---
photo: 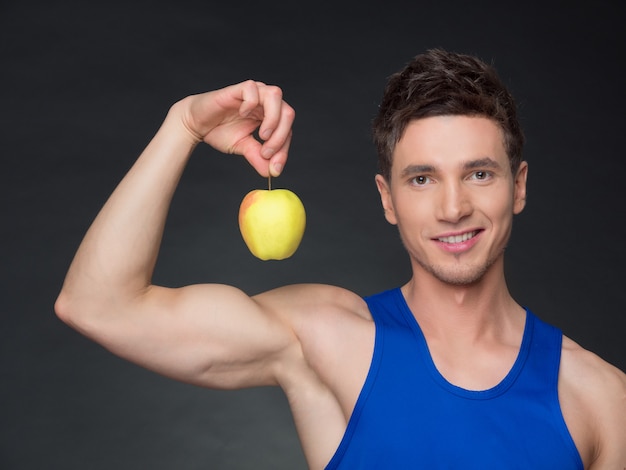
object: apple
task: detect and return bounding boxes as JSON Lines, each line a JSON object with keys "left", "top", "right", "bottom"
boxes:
{"left": 238, "top": 187, "right": 306, "bottom": 260}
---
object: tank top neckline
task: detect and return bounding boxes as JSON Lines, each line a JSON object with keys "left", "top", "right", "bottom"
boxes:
{"left": 391, "top": 287, "right": 533, "bottom": 400}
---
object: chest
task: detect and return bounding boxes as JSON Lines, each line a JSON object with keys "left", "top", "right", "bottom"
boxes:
{"left": 325, "top": 313, "right": 583, "bottom": 469}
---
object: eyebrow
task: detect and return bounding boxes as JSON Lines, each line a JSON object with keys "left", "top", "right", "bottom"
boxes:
{"left": 399, "top": 158, "right": 502, "bottom": 178}
{"left": 399, "top": 164, "right": 436, "bottom": 178}
{"left": 462, "top": 157, "right": 502, "bottom": 170}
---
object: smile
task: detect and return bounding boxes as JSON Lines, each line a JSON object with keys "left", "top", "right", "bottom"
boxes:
{"left": 437, "top": 230, "right": 479, "bottom": 244}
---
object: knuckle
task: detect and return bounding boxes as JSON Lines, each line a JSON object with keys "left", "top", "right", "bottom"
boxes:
{"left": 283, "top": 105, "right": 296, "bottom": 120}
{"left": 265, "top": 85, "right": 283, "bottom": 99}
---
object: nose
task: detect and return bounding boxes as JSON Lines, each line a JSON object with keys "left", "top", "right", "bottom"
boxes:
{"left": 435, "top": 181, "right": 473, "bottom": 223}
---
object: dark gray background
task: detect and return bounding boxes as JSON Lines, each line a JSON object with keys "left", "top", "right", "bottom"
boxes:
{"left": 2, "top": 1, "right": 624, "bottom": 468}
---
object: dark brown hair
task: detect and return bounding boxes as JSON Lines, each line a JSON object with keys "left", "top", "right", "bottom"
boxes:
{"left": 373, "top": 49, "right": 524, "bottom": 180}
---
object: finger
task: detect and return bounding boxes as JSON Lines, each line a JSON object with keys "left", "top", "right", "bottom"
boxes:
{"left": 259, "top": 99, "right": 295, "bottom": 163}
{"left": 268, "top": 130, "right": 292, "bottom": 177}
{"left": 257, "top": 84, "right": 286, "bottom": 140}
{"left": 238, "top": 80, "right": 262, "bottom": 118}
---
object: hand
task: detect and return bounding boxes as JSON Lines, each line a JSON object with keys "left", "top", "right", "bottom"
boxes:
{"left": 178, "top": 80, "right": 295, "bottom": 177}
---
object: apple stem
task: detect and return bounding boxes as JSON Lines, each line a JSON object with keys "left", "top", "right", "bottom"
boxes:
{"left": 268, "top": 175, "right": 272, "bottom": 191}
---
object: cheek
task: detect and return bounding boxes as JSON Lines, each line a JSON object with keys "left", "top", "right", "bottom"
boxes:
{"left": 391, "top": 196, "right": 432, "bottom": 236}
{"left": 480, "top": 181, "right": 517, "bottom": 215}
{"left": 487, "top": 197, "right": 516, "bottom": 239}
{"left": 489, "top": 195, "right": 514, "bottom": 215}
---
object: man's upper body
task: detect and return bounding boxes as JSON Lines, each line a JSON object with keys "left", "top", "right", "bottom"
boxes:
{"left": 55, "top": 50, "right": 626, "bottom": 469}
{"left": 324, "top": 287, "right": 585, "bottom": 469}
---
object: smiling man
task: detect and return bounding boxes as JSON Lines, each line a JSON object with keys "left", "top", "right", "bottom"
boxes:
{"left": 55, "top": 49, "right": 626, "bottom": 469}
{"left": 376, "top": 116, "right": 526, "bottom": 287}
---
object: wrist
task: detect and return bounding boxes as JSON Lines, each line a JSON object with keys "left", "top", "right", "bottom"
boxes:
{"left": 165, "top": 97, "right": 204, "bottom": 147}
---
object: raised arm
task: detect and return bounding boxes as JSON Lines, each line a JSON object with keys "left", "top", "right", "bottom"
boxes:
{"left": 55, "top": 81, "right": 298, "bottom": 389}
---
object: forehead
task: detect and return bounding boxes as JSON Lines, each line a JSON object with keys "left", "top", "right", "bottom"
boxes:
{"left": 392, "top": 115, "right": 508, "bottom": 172}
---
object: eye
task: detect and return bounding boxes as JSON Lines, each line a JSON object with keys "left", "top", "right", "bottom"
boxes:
{"left": 470, "top": 170, "right": 492, "bottom": 181}
{"left": 410, "top": 175, "right": 431, "bottom": 186}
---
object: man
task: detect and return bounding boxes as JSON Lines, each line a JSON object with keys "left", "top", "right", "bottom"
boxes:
{"left": 55, "top": 49, "right": 625, "bottom": 468}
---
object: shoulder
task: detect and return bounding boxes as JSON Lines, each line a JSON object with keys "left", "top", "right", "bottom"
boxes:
{"left": 253, "top": 283, "right": 372, "bottom": 324}
{"left": 560, "top": 335, "right": 626, "bottom": 402}
{"left": 254, "top": 283, "right": 376, "bottom": 391}
{"left": 253, "top": 283, "right": 373, "bottom": 352}
{"left": 254, "top": 284, "right": 374, "bottom": 357}
{"left": 559, "top": 336, "right": 626, "bottom": 468}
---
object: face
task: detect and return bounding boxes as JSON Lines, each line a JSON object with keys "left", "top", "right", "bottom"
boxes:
{"left": 376, "top": 115, "right": 528, "bottom": 286}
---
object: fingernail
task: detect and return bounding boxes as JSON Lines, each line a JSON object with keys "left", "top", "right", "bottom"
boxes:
{"left": 261, "top": 128, "right": 273, "bottom": 140}
{"left": 272, "top": 162, "right": 283, "bottom": 176}
{"left": 261, "top": 147, "right": 275, "bottom": 159}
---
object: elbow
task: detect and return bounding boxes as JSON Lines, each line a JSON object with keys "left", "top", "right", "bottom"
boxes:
{"left": 54, "top": 288, "right": 101, "bottom": 338}
{"left": 54, "top": 284, "right": 127, "bottom": 337}
{"left": 54, "top": 289, "right": 74, "bottom": 325}
{"left": 54, "top": 287, "right": 91, "bottom": 329}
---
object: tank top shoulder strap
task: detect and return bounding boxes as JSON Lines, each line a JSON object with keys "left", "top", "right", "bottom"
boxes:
{"left": 363, "top": 287, "right": 409, "bottom": 328}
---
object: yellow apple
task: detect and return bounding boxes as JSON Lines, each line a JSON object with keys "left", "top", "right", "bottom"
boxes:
{"left": 238, "top": 188, "right": 306, "bottom": 260}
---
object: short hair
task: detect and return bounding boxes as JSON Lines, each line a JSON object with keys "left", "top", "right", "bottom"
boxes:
{"left": 372, "top": 48, "right": 524, "bottom": 180}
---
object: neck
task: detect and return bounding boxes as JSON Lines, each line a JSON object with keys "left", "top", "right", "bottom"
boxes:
{"left": 402, "top": 259, "right": 523, "bottom": 344}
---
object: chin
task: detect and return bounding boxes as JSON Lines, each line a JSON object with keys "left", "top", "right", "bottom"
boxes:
{"left": 420, "top": 260, "right": 496, "bottom": 286}
{"left": 433, "top": 270, "right": 485, "bottom": 286}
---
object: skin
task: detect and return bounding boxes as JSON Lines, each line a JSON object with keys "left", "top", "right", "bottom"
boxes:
{"left": 55, "top": 81, "right": 626, "bottom": 469}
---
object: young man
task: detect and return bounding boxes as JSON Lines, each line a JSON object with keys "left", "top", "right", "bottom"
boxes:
{"left": 55, "top": 49, "right": 626, "bottom": 469}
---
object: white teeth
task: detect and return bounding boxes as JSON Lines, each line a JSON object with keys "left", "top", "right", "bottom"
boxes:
{"left": 438, "top": 231, "right": 477, "bottom": 244}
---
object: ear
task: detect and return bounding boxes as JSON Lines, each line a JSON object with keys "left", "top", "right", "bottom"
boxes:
{"left": 513, "top": 161, "right": 528, "bottom": 215}
{"left": 375, "top": 174, "right": 398, "bottom": 225}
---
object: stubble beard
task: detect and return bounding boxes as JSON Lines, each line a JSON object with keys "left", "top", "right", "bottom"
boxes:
{"left": 419, "top": 257, "right": 495, "bottom": 286}
{"left": 410, "top": 245, "right": 506, "bottom": 287}
{"left": 399, "top": 222, "right": 513, "bottom": 287}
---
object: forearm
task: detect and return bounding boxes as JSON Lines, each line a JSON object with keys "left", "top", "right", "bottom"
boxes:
{"left": 56, "top": 80, "right": 294, "bottom": 337}
{"left": 56, "top": 102, "right": 198, "bottom": 318}
{"left": 54, "top": 82, "right": 302, "bottom": 392}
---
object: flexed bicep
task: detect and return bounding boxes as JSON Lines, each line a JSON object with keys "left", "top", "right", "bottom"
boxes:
{"left": 55, "top": 80, "right": 298, "bottom": 391}
{"left": 85, "top": 283, "right": 297, "bottom": 389}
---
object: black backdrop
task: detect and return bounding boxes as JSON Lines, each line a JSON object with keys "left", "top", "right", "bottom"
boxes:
{"left": 2, "top": 1, "right": 625, "bottom": 468}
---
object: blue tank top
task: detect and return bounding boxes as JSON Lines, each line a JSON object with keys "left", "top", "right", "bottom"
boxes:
{"left": 325, "top": 288, "right": 583, "bottom": 469}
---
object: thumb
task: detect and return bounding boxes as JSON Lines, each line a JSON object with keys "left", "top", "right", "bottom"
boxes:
{"left": 236, "top": 135, "right": 272, "bottom": 177}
